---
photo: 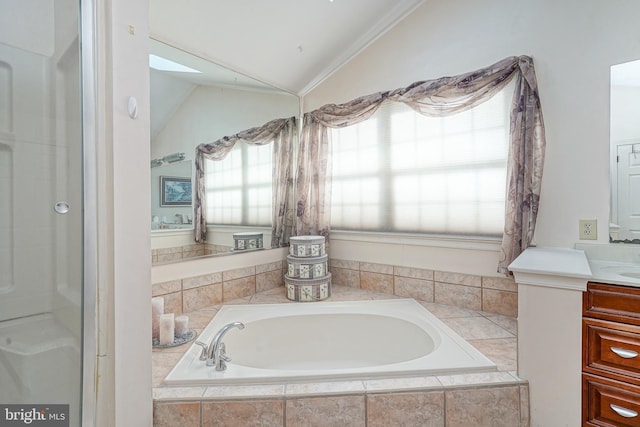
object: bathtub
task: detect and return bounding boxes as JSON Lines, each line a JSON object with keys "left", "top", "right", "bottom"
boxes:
{"left": 165, "top": 299, "right": 496, "bottom": 385}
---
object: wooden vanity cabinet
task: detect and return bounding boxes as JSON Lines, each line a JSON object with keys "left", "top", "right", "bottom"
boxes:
{"left": 583, "top": 282, "right": 640, "bottom": 426}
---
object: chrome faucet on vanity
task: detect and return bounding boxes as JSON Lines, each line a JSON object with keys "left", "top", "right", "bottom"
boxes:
{"left": 195, "top": 322, "right": 245, "bottom": 371}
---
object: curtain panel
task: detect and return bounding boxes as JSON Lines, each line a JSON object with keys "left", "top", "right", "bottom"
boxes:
{"left": 194, "top": 116, "right": 297, "bottom": 247}
{"left": 297, "top": 56, "right": 546, "bottom": 274}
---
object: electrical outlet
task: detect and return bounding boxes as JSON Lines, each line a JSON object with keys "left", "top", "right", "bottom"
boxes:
{"left": 579, "top": 219, "right": 597, "bottom": 240}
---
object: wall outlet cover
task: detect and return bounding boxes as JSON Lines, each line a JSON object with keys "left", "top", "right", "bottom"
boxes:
{"left": 579, "top": 219, "right": 597, "bottom": 240}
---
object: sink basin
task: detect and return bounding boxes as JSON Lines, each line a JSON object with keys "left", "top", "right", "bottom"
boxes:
{"left": 595, "top": 264, "right": 640, "bottom": 283}
{"left": 601, "top": 265, "right": 640, "bottom": 272}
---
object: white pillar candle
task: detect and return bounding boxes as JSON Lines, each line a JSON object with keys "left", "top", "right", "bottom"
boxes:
{"left": 151, "top": 297, "right": 164, "bottom": 339}
{"left": 159, "top": 313, "right": 175, "bottom": 345}
{"left": 174, "top": 315, "right": 189, "bottom": 337}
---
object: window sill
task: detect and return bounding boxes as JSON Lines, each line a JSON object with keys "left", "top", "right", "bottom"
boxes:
{"left": 330, "top": 230, "right": 502, "bottom": 252}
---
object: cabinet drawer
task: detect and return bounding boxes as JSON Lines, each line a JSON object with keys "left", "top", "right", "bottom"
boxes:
{"left": 584, "top": 283, "right": 640, "bottom": 326}
{"left": 584, "top": 318, "right": 640, "bottom": 385}
{"left": 583, "top": 373, "right": 640, "bottom": 427}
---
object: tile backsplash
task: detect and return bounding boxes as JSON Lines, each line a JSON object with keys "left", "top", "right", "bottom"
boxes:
{"left": 152, "top": 261, "right": 285, "bottom": 313}
{"left": 330, "top": 259, "right": 517, "bottom": 317}
{"left": 152, "top": 257, "right": 517, "bottom": 317}
{"left": 152, "top": 243, "right": 232, "bottom": 265}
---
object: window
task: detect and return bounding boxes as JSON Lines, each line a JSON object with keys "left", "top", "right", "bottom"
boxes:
{"left": 330, "top": 87, "right": 511, "bottom": 237}
{"left": 204, "top": 142, "right": 272, "bottom": 226}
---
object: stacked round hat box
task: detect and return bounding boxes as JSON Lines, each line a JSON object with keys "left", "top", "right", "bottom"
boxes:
{"left": 285, "top": 235, "right": 331, "bottom": 301}
{"left": 232, "top": 232, "right": 263, "bottom": 251}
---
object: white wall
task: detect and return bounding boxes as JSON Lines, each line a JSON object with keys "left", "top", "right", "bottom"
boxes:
{"left": 150, "top": 70, "right": 195, "bottom": 139}
{"left": 304, "top": 0, "right": 640, "bottom": 261}
{"left": 0, "top": 0, "right": 54, "bottom": 56}
{"left": 151, "top": 84, "right": 299, "bottom": 159}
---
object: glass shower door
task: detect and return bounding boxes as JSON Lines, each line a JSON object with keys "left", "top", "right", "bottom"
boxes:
{"left": 0, "top": 1, "right": 84, "bottom": 425}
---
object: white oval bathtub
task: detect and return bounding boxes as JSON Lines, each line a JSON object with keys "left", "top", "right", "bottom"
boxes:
{"left": 164, "top": 299, "right": 496, "bottom": 385}
{"left": 225, "top": 313, "right": 434, "bottom": 370}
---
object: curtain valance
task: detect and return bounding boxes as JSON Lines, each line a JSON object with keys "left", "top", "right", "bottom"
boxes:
{"left": 296, "top": 56, "right": 545, "bottom": 273}
{"left": 194, "top": 116, "right": 297, "bottom": 246}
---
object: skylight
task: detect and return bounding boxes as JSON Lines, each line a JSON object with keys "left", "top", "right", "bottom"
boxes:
{"left": 149, "top": 54, "right": 201, "bottom": 73}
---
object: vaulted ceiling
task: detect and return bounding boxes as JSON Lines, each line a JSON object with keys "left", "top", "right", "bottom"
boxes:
{"left": 149, "top": 0, "right": 425, "bottom": 95}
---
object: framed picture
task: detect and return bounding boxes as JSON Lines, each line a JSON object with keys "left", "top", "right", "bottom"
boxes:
{"left": 160, "top": 176, "right": 192, "bottom": 206}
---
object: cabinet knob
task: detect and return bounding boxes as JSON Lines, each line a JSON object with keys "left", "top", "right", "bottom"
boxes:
{"left": 610, "top": 347, "right": 639, "bottom": 359}
{"left": 610, "top": 404, "right": 638, "bottom": 418}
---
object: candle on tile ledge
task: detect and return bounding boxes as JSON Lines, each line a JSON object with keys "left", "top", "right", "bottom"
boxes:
{"left": 159, "top": 313, "right": 175, "bottom": 345}
{"left": 174, "top": 315, "right": 189, "bottom": 337}
{"left": 151, "top": 297, "right": 164, "bottom": 339}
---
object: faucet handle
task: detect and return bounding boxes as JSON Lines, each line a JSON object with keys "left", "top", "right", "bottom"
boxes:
{"left": 214, "top": 342, "right": 232, "bottom": 371}
{"left": 218, "top": 342, "right": 231, "bottom": 362}
{"left": 194, "top": 341, "right": 209, "bottom": 361}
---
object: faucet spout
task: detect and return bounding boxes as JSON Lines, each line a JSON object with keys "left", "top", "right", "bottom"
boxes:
{"left": 206, "top": 321, "right": 245, "bottom": 370}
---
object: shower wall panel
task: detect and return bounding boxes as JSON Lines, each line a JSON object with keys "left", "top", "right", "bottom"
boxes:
{"left": 0, "top": 1, "right": 84, "bottom": 423}
{"left": 0, "top": 142, "right": 13, "bottom": 295}
{"left": 0, "top": 42, "right": 56, "bottom": 322}
{"left": 52, "top": 35, "right": 83, "bottom": 337}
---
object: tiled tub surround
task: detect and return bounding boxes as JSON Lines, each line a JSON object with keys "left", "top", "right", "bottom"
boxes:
{"left": 152, "top": 258, "right": 517, "bottom": 320}
{"left": 330, "top": 259, "right": 518, "bottom": 317}
{"left": 152, "top": 286, "right": 526, "bottom": 426}
{"left": 152, "top": 243, "right": 233, "bottom": 264}
{"left": 152, "top": 261, "right": 286, "bottom": 314}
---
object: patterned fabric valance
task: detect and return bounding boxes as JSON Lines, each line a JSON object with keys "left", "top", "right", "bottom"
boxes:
{"left": 296, "top": 56, "right": 545, "bottom": 274}
{"left": 193, "top": 116, "right": 297, "bottom": 247}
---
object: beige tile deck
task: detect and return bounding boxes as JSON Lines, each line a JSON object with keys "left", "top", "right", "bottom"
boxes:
{"left": 152, "top": 285, "right": 524, "bottom": 425}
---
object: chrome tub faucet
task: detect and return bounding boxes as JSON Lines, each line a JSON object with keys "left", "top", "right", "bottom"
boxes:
{"left": 195, "top": 321, "right": 245, "bottom": 371}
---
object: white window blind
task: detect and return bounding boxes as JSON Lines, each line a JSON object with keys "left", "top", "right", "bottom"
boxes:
{"left": 204, "top": 142, "right": 272, "bottom": 226}
{"left": 330, "top": 88, "right": 511, "bottom": 236}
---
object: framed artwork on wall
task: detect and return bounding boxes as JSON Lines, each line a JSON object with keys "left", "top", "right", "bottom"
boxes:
{"left": 160, "top": 176, "right": 192, "bottom": 206}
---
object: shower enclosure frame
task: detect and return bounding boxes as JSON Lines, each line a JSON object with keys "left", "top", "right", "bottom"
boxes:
{"left": 80, "top": 0, "right": 97, "bottom": 424}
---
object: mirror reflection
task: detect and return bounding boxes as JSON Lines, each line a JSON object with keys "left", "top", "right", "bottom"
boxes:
{"left": 150, "top": 38, "right": 299, "bottom": 262}
{"left": 610, "top": 59, "right": 640, "bottom": 243}
{"left": 151, "top": 157, "right": 192, "bottom": 230}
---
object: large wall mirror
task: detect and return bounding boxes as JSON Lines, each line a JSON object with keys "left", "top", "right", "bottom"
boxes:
{"left": 150, "top": 38, "right": 300, "bottom": 263}
{"left": 610, "top": 59, "right": 640, "bottom": 243}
